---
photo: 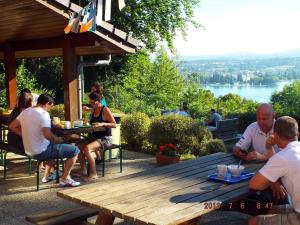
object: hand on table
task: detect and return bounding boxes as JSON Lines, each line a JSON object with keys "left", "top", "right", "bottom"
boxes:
{"left": 92, "top": 122, "right": 106, "bottom": 127}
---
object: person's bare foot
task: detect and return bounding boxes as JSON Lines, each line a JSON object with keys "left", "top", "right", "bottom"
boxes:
{"left": 71, "top": 170, "right": 87, "bottom": 177}
{"left": 83, "top": 176, "right": 99, "bottom": 182}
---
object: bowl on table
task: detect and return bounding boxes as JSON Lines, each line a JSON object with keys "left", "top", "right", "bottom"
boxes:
{"left": 228, "top": 165, "right": 245, "bottom": 177}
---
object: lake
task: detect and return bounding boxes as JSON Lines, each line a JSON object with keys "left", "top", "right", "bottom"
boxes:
{"left": 203, "top": 81, "right": 292, "bottom": 103}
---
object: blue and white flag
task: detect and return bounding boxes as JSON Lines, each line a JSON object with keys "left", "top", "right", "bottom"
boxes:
{"left": 80, "top": 0, "right": 96, "bottom": 33}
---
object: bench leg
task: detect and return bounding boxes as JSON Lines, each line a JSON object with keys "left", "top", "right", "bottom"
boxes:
{"left": 102, "top": 149, "right": 106, "bottom": 177}
{"left": 56, "top": 158, "right": 60, "bottom": 183}
{"left": 95, "top": 211, "right": 115, "bottom": 225}
{"left": 119, "top": 146, "right": 122, "bottom": 173}
{"left": 3, "top": 151, "right": 8, "bottom": 179}
{"left": 0, "top": 149, "right": 3, "bottom": 166}
{"left": 36, "top": 161, "right": 42, "bottom": 191}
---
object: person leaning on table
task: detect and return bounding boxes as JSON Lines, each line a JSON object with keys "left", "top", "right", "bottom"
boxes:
{"left": 9, "top": 94, "right": 81, "bottom": 187}
{"left": 248, "top": 116, "right": 300, "bottom": 225}
{"left": 233, "top": 103, "right": 278, "bottom": 161}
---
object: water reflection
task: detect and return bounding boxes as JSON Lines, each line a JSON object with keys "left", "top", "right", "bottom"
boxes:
{"left": 203, "top": 81, "right": 292, "bottom": 102}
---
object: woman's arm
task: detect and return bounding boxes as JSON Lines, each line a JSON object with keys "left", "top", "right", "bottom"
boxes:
{"left": 93, "top": 107, "right": 116, "bottom": 128}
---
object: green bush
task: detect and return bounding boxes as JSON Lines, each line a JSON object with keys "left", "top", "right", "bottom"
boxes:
{"left": 148, "top": 115, "right": 213, "bottom": 155}
{"left": 201, "top": 139, "right": 227, "bottom": 156}
{"left": 121, "top": 112, "right": 151, "bottom": 151}
{"left": 148, "top": 115, "right": 193, "bottom": 146}
{"left": 184, "top": 122, "right": 213, "bottom": 156}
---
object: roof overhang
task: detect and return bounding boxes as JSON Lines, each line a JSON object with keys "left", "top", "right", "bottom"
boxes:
{"left": 0, "top": 0, "right": 139, "bottom": 59}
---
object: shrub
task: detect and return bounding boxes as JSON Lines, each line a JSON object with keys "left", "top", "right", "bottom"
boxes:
{"left": 148, "top": 115, "right": 193, "bottom": 147}
{"left": 184, "top": 122, "right": 213, "bottom": 156}
{"left": 148, "top": 115, "right": 213, "bottom": 155}
{"left": 200, "top": 139, "right": 227, "bottom": 156}
{"left": 121, "top": 112, "right": 151, "bottom": 151}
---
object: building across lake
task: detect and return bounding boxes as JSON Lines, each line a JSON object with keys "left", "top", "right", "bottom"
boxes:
{"left": 203, "top": 80, "right": 292, "bottom": 103}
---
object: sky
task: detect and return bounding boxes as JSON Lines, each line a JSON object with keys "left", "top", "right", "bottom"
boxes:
{"left": 174, "top": 0, "right": 300, "bottom": 56}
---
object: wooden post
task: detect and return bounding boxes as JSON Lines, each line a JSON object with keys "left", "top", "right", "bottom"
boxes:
{"left": 95, "top": 211, "right": 115, "bottom": 225}
{"left": 63, "top": 36, "right": 79, "bottom": 121}
{"left": 4, "top": 43, "right": 17, "bottom": 109}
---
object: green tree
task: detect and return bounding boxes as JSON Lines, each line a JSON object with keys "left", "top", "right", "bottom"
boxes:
{"left": 107, "top": 47, "right": 185, "bottom": 116}
{"left": 271, "top": 80, "right": 300, "bottom": 117}
{"left": 0, "top": 60, "right": 54, "bottom": 108}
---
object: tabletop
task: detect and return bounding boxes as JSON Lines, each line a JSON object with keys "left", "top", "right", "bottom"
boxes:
{"left": 53, "top": 126, "right": 105, "bottom": 136}
{"left": 57, "top": 152, "right": 263, "bottom": 225}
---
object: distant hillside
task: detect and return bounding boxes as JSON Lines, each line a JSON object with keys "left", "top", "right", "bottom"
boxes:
{"left": 180, "top": 49, "right": 300, "bottom": 61}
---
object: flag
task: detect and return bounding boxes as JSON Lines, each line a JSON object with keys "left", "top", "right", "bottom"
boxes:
{"left": 64, "top": 10, "right": 82, "bottom": 34}
{"left": 80, "top": 0, "right": 96, "bottom": 33}
{"left": 71, "top": 9, "right": 82, "bottom": 33}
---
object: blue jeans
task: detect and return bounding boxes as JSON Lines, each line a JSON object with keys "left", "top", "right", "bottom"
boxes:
{"left": 33, "top": 142, "right": 80, "bottom": 161}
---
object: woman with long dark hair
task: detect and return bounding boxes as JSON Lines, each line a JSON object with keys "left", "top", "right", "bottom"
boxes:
{"left": 7, "top": 92, "right": 33, "bottom": 154}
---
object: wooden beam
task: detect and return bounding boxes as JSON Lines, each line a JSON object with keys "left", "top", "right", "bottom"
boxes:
{"left": 4, "top": 43, "right": 17, "bottom": 109}
{"left": 63, "top": 35, "right": 78, "bottom": 121}
{"left": 11, "top": 34, "right": 97, "bottom": 52}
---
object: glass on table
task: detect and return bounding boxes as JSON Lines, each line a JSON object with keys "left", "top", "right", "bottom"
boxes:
{"left": 52, "top": 117, "right": 60, "bottom": 125}
{"left": 216, "top": 164, "right": 228, "bottom": 179}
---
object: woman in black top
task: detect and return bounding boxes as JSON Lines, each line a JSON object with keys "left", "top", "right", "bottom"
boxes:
{"left": 7, "top": 92, "right": 33, "bottom": 154}
{"left": 79, "top": 92, "right": 116, "bottom": 181}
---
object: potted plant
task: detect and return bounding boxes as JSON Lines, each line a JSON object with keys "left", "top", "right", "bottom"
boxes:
{"left": 156, "top": 143, "right": 180, "bottom": 165}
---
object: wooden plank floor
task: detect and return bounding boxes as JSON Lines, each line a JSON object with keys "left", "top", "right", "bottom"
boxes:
{"left": 58, "top": 153, "right": 263, "bottom": 225}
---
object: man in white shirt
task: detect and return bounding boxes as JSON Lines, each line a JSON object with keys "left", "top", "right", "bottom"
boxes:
{"left": 9, "top": 94, "right": 80, "bottom": 187}
{"left": 233, "top": 103, "right": 277, "bottom": 162}
{"left": 248, "top": 116, "right": 300, "bottom": 225}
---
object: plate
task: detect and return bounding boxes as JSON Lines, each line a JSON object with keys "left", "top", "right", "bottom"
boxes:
{"left": 208, "top": 172, "right": 255, "bottom": 184}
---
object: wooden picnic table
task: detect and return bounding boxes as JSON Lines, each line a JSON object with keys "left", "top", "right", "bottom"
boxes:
{"left": 57, "top": 152, "right": 263, "bottom": 225}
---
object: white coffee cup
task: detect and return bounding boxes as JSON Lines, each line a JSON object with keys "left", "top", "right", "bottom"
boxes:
{"left": 64, "top": 121, "right": 71, "bottom": 129}
{"left": 77, "top": 120, "right": 83, "bottom": 127}
{"left": 53, "top": 117, "right": 60, "bottom": 125}
{"left": 217, "top": 164, "right": 227, "bottom": 179}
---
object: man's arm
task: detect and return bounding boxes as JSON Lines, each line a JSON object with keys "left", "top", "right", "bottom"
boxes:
{"left": 246, "top": 135, "right": 277, "bottom": 161}
{"left": 249, "top": 172, "right": 272, "bottom": 191}
{"left": 8, "top": 119, "right": 22, "bottom": 136}
{"left": 42, "top": 127, "right": 63, "bottom": 144}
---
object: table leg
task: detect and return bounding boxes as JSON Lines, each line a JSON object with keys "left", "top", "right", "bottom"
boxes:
{"left": 95, "top": 211, "right": 115, "bottom": 225}
{"left": 178, "top": 216, "right": 202, "bottom": 225}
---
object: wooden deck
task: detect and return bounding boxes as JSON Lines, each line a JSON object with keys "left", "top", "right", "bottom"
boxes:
{"left": 58, "top": 153, "right": 263, "bottom": 225}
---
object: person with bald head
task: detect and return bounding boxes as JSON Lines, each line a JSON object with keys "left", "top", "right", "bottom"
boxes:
{"left": 233, "top": 103, "right": 278, "bottom": 161}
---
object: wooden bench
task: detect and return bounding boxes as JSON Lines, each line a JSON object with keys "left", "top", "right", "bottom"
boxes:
{"left": 212, "top": 118, "right": 241, "bottom": 142}
{"left": 26, "top": 206, "right": 99, "bottom": 225}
